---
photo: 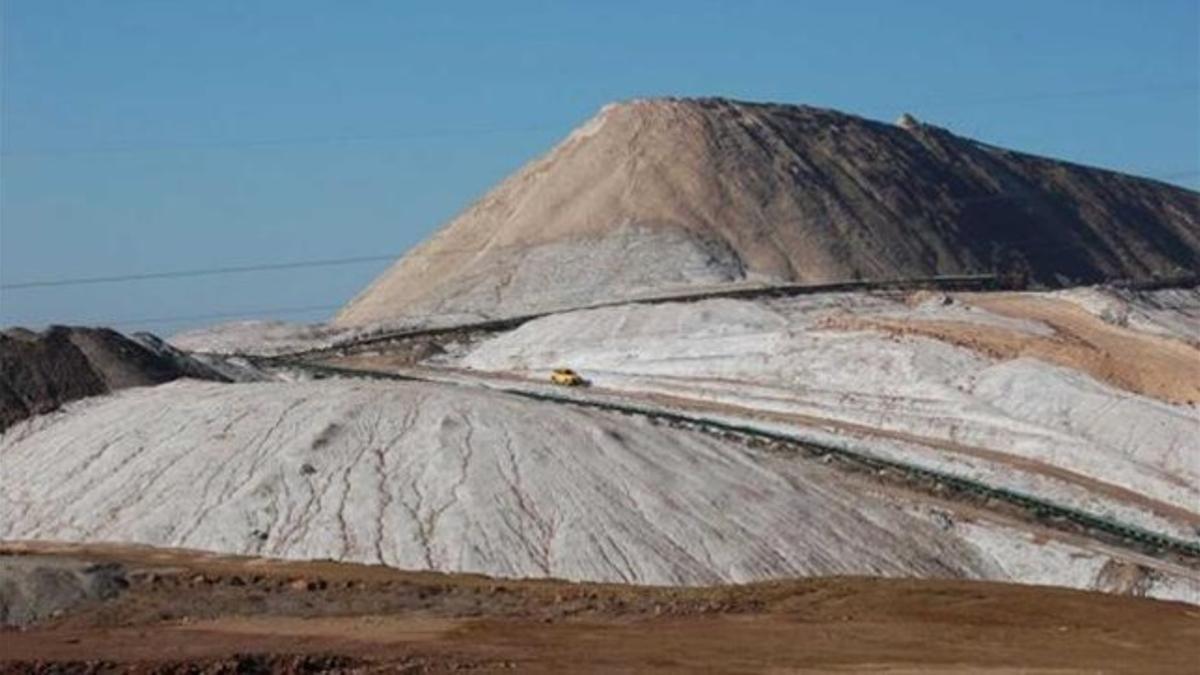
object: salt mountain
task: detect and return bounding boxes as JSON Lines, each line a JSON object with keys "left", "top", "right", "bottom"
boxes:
{"left": 337, "top": 97, "right": 1200, "bottom": 325}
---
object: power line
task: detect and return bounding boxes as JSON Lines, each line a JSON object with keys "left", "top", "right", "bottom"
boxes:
{"left": 1151, "top": 170, "right": 1200, "bottom": 180}
{"left": 1, "top": 253, "right": 400, "bottom": 290}
{"left": 108, "top": 303, "right": 342, "bottom": 328}
{"left": 0, "top": 124, "right": 564, "bottom": 157}
{"left": 919, "top": 82, "right": 1199, "bottom": 108}
{"left": 13, "top": 218, "right": 1195, "bottom": 327}
{"left": 4, "top": 178, "right": 1194, "bottom": 292}
{"left": 0, "top": 236, "right": 627, "bottom": 291}
{"left": 3, "top": 163, "right": 1194, "bottom": 293}
{"left": 4, "top": 83, "right": 1195, "bottom": 158}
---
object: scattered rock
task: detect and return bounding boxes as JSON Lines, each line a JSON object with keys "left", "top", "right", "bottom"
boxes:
{"left": 0, "top": 556, "right": 128, "bottom": 628}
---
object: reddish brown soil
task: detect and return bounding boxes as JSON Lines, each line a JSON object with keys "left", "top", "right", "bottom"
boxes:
{"left": 824, "top": 293, "right": 1200, "bottom": 405}
{"left": 3, "top": 543, "right": 1197, "bottom": 673}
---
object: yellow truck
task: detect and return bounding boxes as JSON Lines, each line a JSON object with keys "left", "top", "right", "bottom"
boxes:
{"left": 550, "top": 368, "right": 586, "bottom": 387}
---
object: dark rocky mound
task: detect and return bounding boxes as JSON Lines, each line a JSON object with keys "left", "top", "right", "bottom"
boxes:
{"left": 0, "top": 556, "right": 128, "bottom": 628}
{"left": 0, "top": 326, "right": 227, "bottom": 431}
{"left": 338, "top": 97, "right": 1200, "bottom": 324}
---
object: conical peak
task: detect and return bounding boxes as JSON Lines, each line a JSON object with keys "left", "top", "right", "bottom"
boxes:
{"left": 597, "top": 96, "right": 824, "bottom": 118}
{"left": 582, "top": 97, "right": 902, "bottom": 149}
{"left": 558, "top": 97, "right": 730, "bottom": 152}
{"left": 569, "top": 97, "right": 843, "bottom": 154}
{"left": 586, "top": 96, "right": 728, "bottom": 123}
{"left": 335, "top": 96, "right": 1200, "bottom": 326}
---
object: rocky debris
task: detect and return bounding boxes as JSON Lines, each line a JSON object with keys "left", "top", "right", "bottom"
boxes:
{"left": 130, "top": 332, "right": 273, "bottom": 383}
{"left": 0, "top": 326, "right": 228, "bottom": 432}
{"left": 7, "top": 654, "right": 371, "bottom": 674}
{"left": 0, "top": 556, "right": 128, "bottom": 627}
{"left": 337, "top": 97, "right": 1199, "bottom": 325}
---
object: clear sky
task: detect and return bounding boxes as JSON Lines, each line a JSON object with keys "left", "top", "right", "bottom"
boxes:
{"left": 2, "top": 0, "right": 1197, "bottom": 333}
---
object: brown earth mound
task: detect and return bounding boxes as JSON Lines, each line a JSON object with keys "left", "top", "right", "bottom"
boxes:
{"left": 3, "top": 543, "right": 1198, "bottom": 674}
{"left": 0, "top": 326, "right": 226, "bottom": 431}
{"left": 338, "top": 97, "right": 1200, "bottom": 325}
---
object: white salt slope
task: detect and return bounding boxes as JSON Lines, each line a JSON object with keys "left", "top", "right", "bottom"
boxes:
{"left": 1055, "top": 286, "right": 1200, "bottom": 345}
{"left": 459, "top": 296, "right": 1200, "bottom": 535}
{"left": 170, "top": 320, "right": 359, "bottom": 356}
{"left": 1, "top": 379, "right": 987, "bottom": 585}
{"left": 4, "top": 378, "right": 1197, "bottom": 601}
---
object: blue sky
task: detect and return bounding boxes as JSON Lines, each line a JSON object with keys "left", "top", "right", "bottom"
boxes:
{"left": 2, "top": 0, "right": 1197, "bottom": 333}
